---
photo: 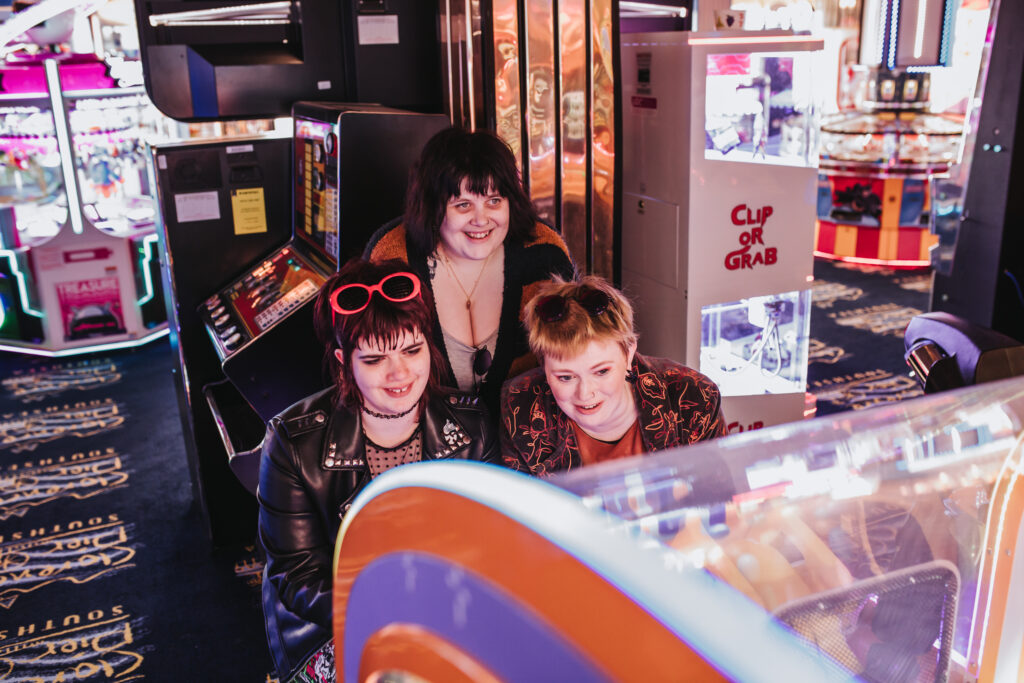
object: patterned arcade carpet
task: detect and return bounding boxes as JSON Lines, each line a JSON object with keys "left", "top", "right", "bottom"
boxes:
{"left": 0, "top": 257, "right": 928, "bottom": 678}
{"left": 807, "top": 258, "right": 930, "bottom": 415}
{"left": 0, "top": 343, "right": 272, "bottom": 680}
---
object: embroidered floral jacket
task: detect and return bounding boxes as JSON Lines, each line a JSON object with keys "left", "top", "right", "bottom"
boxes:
{"left": 500, "top": 353, "right": 726, "bottom": 476}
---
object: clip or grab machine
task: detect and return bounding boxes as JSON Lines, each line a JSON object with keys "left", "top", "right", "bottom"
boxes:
{"left": 621, "top": 31, "right": 823, "bottom": 432}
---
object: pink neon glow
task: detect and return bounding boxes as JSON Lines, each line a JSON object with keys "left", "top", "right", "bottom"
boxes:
{"left": 1, "top": 54, "right": 114, "bottom": 94}
{"left": 689, "top": 35, "right": 822, "bottom": 47}
{"left": 708, "top": 53, "right": 751, "bottom": 76}
{"left": 814, "top": 251, "right": 931, "bottom": 269}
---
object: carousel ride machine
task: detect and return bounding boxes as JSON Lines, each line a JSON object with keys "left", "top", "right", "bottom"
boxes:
{"left": 815, "top": 0, "right": 964, "bottom": 267}
{"left": 0, "top": 4, "right": 172, "bottom": 355}
{"left": 815, "top": 67, "right": 962, "bottom": 267}
{"left": 331, "top": 370, "right": 1024, "bottom": 682}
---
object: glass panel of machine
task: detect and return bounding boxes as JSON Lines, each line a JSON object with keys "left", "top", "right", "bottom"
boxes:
{"left": 700, "top": 289, "right": 811, "bottom": 396}
{"left": 553, "top": 376, "right": 1024, "bottom": 681}
{"left": 293, "top": 117, "right": 337, "bottom": 262}
{"left": 704, "top": 51, "right": 817, "bottom": 167}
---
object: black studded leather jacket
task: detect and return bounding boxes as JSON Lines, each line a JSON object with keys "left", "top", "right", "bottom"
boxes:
{"left": 257, "top": 385, "right": 499, "bottom": 676}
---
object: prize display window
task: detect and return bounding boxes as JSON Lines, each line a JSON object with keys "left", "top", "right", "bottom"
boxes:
{"left": 700, "top": 289, "right": 812, "bottom": 396}
{"left": 704, "top": 50, "right": 819, "bottom": 168}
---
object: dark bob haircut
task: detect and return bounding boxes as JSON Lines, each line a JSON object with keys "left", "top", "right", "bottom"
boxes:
{"left": 404, "top": 127, "right": 540, "bottom": 255}
{"left": 313, "top": 258, "right": 446, "bottom": 410}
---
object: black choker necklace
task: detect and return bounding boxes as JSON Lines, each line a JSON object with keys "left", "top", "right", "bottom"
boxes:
{"left": 361, "top": 403, "right": 416, "bottom": 420}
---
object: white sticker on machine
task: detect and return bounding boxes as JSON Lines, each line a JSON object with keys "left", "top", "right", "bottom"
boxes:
{"left": 357, "top": 15, "right": 399, "bottom": 45}
{"left": 174, "top": 191, "right": 221, "bottom": 223}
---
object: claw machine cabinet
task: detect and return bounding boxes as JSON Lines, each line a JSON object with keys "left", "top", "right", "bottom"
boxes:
{"left": 0, "top": 54, "right": 169, "bottom": 355}
{"left": 621, "top": 31, "right": 823, "bottom": 432}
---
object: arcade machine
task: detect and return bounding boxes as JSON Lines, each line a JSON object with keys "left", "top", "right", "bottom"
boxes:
{"left": 0, "top": 5, "right": 171, "bottom": 355}
{"left": 195, "top": 104, "right": 448, "bottom": 423}
{"left": 153, "top": 106, "right": 447, "bottom": 543}
{"left": 152, "top": 131, "right": 293, "bottom": 545}
{"left": 815, "top": 0, "right": 963, "bottom": 267}
{"left": 931, "top": 0, "right": 1024, "bottom": 345}
{"left": 332, "top": 373, "right": 1024, "bottom": 682}
{"left": 136, "top": 0, "right": 450, "bottom": 543}
{"left": 620, "top": 31, "right": 823, "bottom": 433}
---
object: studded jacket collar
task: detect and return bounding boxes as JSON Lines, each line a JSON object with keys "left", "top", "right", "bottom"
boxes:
{"left": 317, "top": 392, "right": 484, "bottom": 472}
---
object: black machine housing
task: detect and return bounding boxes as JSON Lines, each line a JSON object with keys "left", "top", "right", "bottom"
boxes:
{"left": 905, "top": 312, "right": 1024, "bottom": 393}
{"left": 155, "top": 105, "right": 448, "bottom": 543}
{"left": 133, "top": 0, "right": 443, "bottom": 121}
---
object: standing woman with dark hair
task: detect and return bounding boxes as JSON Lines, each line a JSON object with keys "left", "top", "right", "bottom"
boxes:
{"left": 364, "top": 127, "right": 575, "bottom": 414}
{"left": 258, "top": 259, "right": 498, "bottom": 682}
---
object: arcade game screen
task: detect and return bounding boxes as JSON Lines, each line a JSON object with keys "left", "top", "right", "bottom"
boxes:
{"left": 220, "top": 246, "right": 326, "bottom": 341}
{"left": 293, "top": 118, "right": 338, "bottom": 263}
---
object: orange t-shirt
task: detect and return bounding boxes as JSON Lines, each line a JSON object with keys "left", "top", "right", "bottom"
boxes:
{"left": 572, "top": 420, "right": 646, "bottom": 465}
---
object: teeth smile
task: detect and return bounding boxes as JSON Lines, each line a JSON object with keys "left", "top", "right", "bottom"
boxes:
{"left": 385, "top": 385, "right": 411, "bottom": 395}
{"left": 467, "top": 230, "right": 492, "bottom": 239}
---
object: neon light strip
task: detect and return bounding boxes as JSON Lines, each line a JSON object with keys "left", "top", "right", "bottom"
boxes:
{"left": 914, "top": 0, "right": 927, "bottom": 59}
{"left": 620, "top": 1, "right": 686, "bottom": 17}
{"left": 814, "top": 251, "right": 930, "bottom": 268}
{"left": 887, "top": 0, "right": 901, "bottom": 69}
{"left": 939, "top": 0, "right": 954, "bottom": 66}
{"left": 44, "top": 60, "right": 84, "bottom": 235}
{"left": 136, "top": 233, "right": 159, "bottom": 306}
{"left": 688, "top": 35, "right": 822, "bottom": 47}
{"left": 877, "top": 0, "right": 889, "bottom": 64}
{"left": 0, "top": 249, "right": 43, "bottom": 317}
{"left": 970, "top": 453, "right": 1023, "bottom": 672}
{"left": 0, "top": 327, "right": 168, "bottom": 358}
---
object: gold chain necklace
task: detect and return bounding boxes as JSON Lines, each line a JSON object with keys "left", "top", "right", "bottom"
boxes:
{"left": 439, "top": 247, "right": 496, "bottom": 348}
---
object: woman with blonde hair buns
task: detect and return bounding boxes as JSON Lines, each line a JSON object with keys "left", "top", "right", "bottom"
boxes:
{"left": 500, "top": 275, "right": 725, "bottom": 475}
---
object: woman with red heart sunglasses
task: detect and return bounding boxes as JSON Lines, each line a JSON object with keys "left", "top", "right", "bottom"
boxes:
{"left": 501, "top": 275, "right": 726, "bottom": 476}
{"left": 257, "top": 258, "right": 499, "bottom": 681}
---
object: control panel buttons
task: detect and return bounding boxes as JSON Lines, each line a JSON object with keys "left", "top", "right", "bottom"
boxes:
{"left": 223, "top": 332, "right": 242, "bottom": 350}
{"left": 324, "top": 132, "right": 336, "bottom": 156}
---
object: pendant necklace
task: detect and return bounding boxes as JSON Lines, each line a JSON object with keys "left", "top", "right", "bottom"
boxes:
{"left": 440, "top": 246, "right": 496, "bottom": 376}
